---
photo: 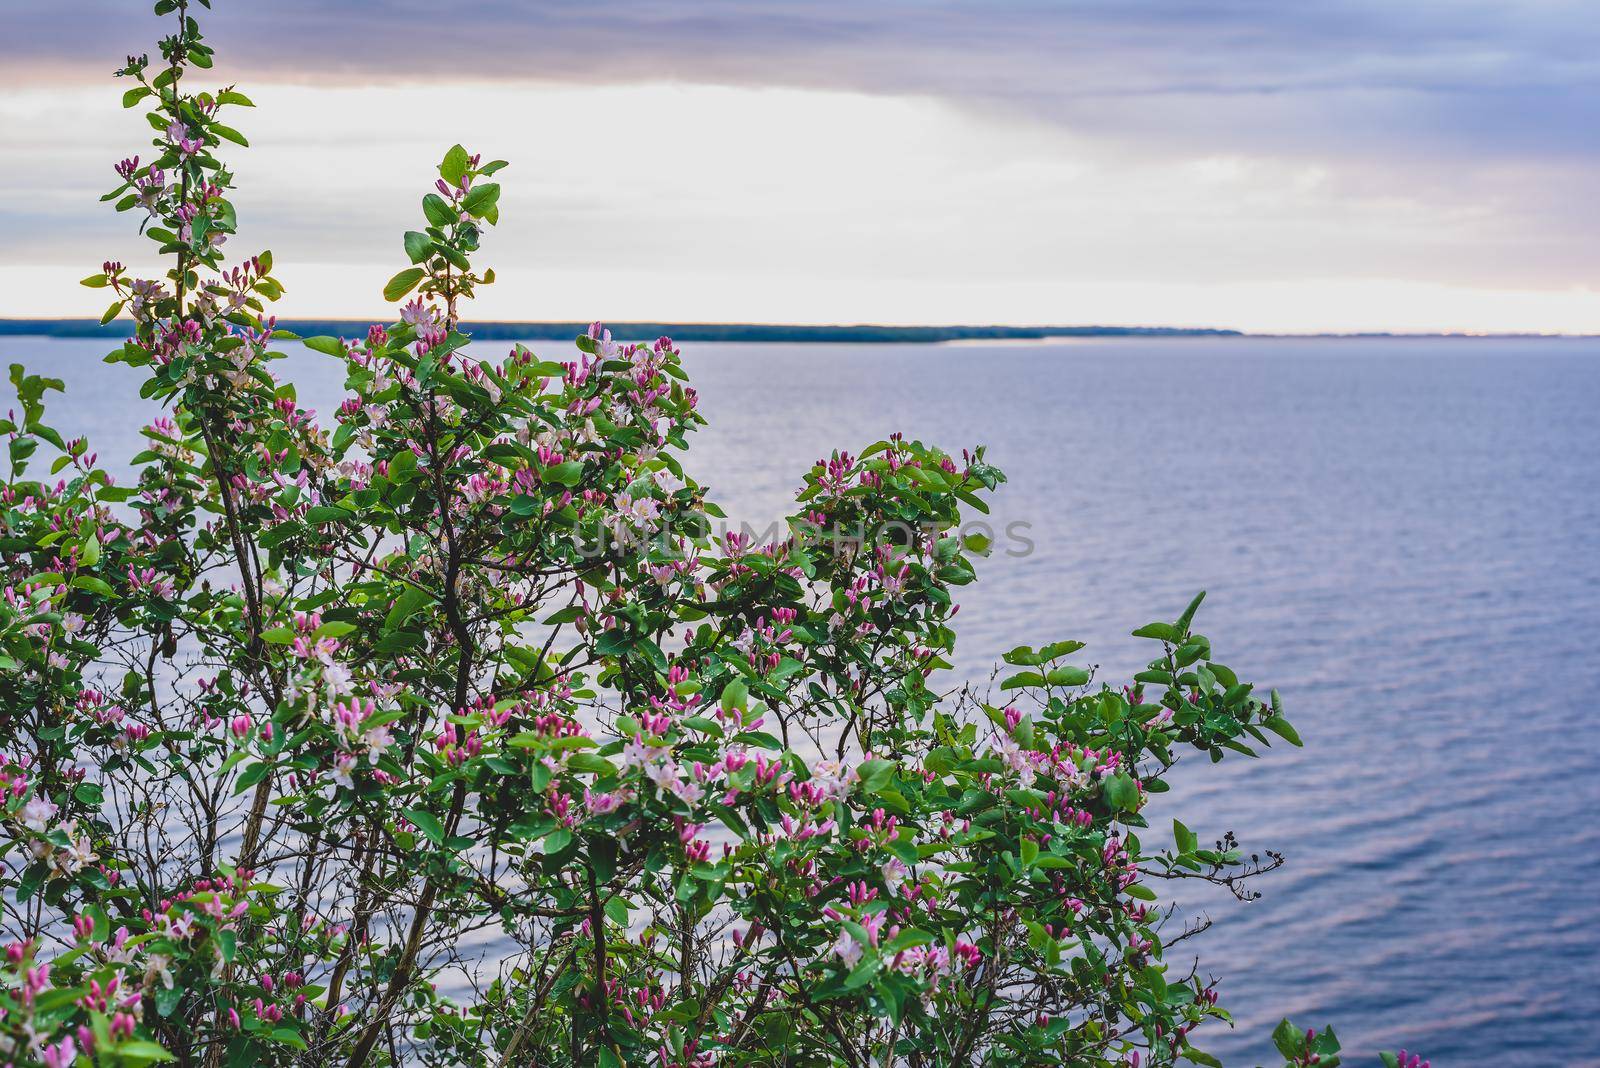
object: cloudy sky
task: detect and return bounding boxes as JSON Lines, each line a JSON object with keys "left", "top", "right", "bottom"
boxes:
{"left": 4, "top": 1, "right": 1598, "bottom": 332}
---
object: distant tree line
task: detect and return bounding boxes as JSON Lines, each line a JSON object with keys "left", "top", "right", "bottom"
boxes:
{"left": 0, "top": 319, "right": 1243, "bottom": 343}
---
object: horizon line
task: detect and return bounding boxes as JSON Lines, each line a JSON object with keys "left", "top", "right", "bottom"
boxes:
{"left": 0, "top": 317, "right": 1595, "bottom": 343}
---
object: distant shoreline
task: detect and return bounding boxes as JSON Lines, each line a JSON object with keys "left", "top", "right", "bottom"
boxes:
{"left": 0, "top": 319, "right": 1591, "bottom": 343}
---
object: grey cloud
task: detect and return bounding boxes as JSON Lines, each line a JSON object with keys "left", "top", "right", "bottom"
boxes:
{"left": 8, "top": 1, "right": 1600, "bottom": 162}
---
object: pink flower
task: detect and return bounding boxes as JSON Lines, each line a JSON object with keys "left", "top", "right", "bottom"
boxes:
{"left": 41, "top": 1036, "right": 76, "bottom": 1068}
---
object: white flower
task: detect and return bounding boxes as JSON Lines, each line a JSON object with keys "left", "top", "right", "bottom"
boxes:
{"left": 361, "top": 723, "right": 394, "bottom": 756}
{"left": 322, "top": 662, "right": 353, "bottom": 696}
{"left": 621, "top": 737, "right": 656, "bottom": 770}
{"left": 831, "top": 928, "right": 863, "bottom": 967}
{"left": 989, "top": 735, "right": 1038, "bottom": 787}
{"left": 19, "top": 795, "right": 57, "bottom": 832}
{"left": 105, "top": 927, "right": 135, "bottom": 965}
{"left": 144, "top": 953, "right": 175, "bottom": 990}
{"left": 808, "top": 761, "right": 859, "bottom": 803}
{"left": 646, "top": 760, "right": 680, "bottom": 793}
{"left": 400, "top": 299, "right": 439, "bottom": 330}
{"left": 605, "top": 494, "right": 662, "bottom": 537}
{"left": 881, "top": 858, "right": 910, "bottom": 896}
{"left": 332, "top": 752, "right": 357, "bottom": 789}
{"left": 58, "top": 836, "right": 96, "bottom": 874}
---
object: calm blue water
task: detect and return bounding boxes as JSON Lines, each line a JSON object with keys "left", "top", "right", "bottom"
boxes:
{"left": 7, "top": 334, "right": 1598, "bottom": 1065}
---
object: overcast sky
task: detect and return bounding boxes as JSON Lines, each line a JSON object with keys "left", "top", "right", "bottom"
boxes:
{"left": 4, "top": 1, "right": 1598, "bottom": 332}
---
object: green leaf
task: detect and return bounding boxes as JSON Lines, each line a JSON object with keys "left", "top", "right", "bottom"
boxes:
{"left": 233, "top": 761, "right": 272, "bottom": 796}
{"left": 1045, "top": 666, "right": 1089, "bottom": 687}
{"left": 212, "top": 124, "right": 249, "bottom": 147}
{"left": 270, "top": 1028, "right": 308, "bottom": 1050}
{"left": 1012, "top": 713, "right": 1033, "bottom": 747}
{"left": 999, "top": 671, "right": 1045, "bottom": 691}
{"left": 313, "top": 621, "right": 357, "bottom": 639}
{"left": 858, "top": 758, "right": 894, "bottom": 793}
{"left": 386, "top": 448, "right": 418, "bottom": 484}
{"left": 720, "top": 677, "right": 748, "bottom": 712}
{"left": 1272, "top": 1018, "right": 1302, "bottom": 1059}
{"left": 543, "top": 460, "right": 584, "bottom": 486}
{"left": 301, "top": 336, "right": 345, "bottom": 357}
{"left": 566, "top": 753, "right": 615, "bottom": 776}
{"left": 115, "top": 1040, "right": 176, "bottom": 1064}
{"left": 440, "top": 144, "right": 472, "bottom": 185}
{"left": 383, "top": 267, "right": 426, "bottom": 303}
{"left": 422, "top": 193, "right": 457, "bottom": 227}
{"left": 1173, "top": 819, "right": 1198, "bottom": 854}
{"left": 154, "top": 982, "right": 183, "bottom": 1017}
{"left": 1176, "top": 590, "right": 1207, "bottom": 634}
{"left": 385, "top": 587, "right": 434, "bottom": 629}
{"left": 1132, "top": 622, "right": 1180, "bottom": 642}
{"left": 80, "top": 533, "right": 100, "bottom": 567}
{"left": 1103, "top": 772, "right": 1139, "bottom": 813}
{"left": 461, "top": 182, "right": 500, "bottom": 218}
{"left": 841, "top": 951, "right": 882, "bottom": 991}
{"left": 403, "top": 230, "right": 435, "bottom": 264}
{"left": 1263, "top": 714, "right": 1302, "bottom": 747}
{"left": 402, "top": 807, "right": 445, "bottom": 846}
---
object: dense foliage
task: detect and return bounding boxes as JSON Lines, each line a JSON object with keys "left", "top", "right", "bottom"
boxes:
{"left": 0, "top": 2, "right": 1430, "bottom": 1066}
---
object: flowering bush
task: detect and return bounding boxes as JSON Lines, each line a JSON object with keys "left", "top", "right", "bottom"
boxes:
{"left": 0, "top": 2, "right": 1432, "bottom": 1066}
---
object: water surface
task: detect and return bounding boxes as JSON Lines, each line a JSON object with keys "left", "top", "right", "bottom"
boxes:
{"left": 8, "top": 334, "right": 1598, "bottom": 1065}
